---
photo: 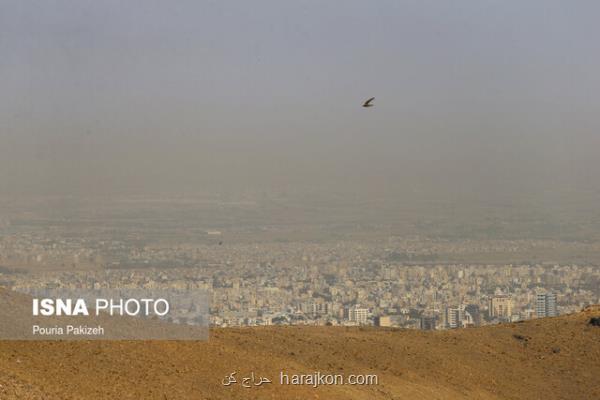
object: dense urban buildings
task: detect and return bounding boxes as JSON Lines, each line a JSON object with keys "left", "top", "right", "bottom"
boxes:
{"left": 1, "top": 197, "right": 599, "bottom": 330}
{"left": 2, "top": 235, "right": 598, "bottom": 329}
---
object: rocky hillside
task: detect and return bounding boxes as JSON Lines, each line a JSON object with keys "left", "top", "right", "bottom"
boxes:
{"left": 0, "top": 295, "right": 599, "bottom": 399}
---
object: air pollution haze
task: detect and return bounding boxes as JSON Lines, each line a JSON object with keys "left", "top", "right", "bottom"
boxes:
{"left": 1, "top": 1, "right": 599, "bottom": 204}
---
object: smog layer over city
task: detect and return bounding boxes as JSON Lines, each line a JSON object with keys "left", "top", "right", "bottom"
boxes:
{"left": 1, "top": 2, "right": 600, "bottom": 399}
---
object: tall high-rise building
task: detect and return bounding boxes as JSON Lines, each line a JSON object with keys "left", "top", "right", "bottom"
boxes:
{"left": 535, "top": 293, "right": 558, "bottom": 318}
{"left": 489, "top": 294, "right": 513, "bottom": 320}
{"left": 347, "top": 305, "right": 369, "bottom": 325}
{"left": 446, "top": 305, "right": 465, "bottom": 329}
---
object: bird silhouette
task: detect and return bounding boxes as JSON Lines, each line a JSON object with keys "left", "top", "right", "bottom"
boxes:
{"left": 362, "top": 97, "right": 375, "bottom": 108}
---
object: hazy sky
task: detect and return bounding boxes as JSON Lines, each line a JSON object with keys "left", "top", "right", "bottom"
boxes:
{"left": 1, "top": 1, "right": 599, "bottom": 200}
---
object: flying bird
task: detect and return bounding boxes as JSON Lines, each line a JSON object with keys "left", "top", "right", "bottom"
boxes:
{"left": 362, "top": 97, "right": 375, "bottom": 108}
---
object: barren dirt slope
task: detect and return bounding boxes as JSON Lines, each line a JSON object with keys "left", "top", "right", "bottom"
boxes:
{"left": 1, "top": 306, "right": 599, "bottom": 399}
